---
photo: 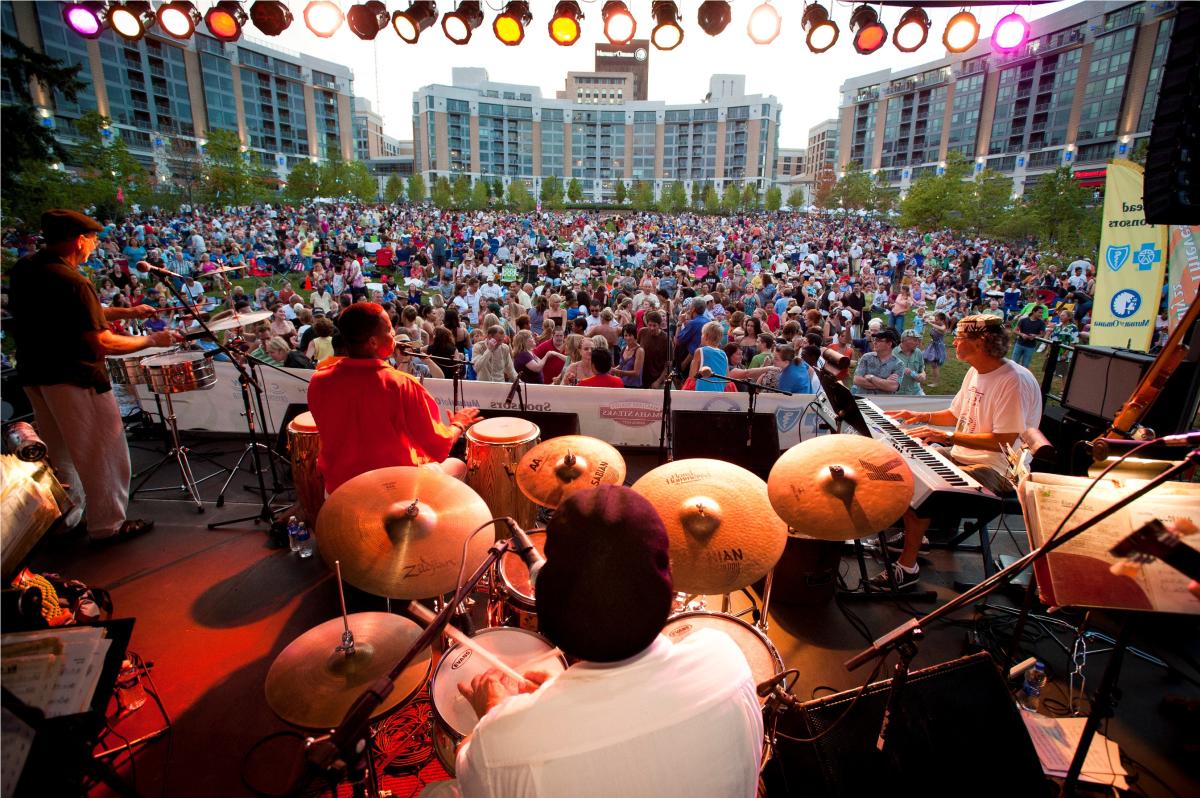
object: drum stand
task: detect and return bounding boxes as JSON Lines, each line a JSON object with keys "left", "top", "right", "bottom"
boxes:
{"left": 211, "top": 356, "right": 291, "bottom": 511}
{"left": 131, "top": 390, "right": 227, "bottom": 512}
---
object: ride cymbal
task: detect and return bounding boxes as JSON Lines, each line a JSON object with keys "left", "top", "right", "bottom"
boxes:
{"left": 631, "top": 458, "right": 786, "bottom": 595}
{"left": 516, "top": 435, "right": 626, "bottom": 508}
{"left": 767, "top": 434, "right": 914, "bottom": 541}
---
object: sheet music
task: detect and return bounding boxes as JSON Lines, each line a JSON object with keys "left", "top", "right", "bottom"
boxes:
{"left": 1126, "top": 495, "right": 1200, "bottom": 614}
{"left": 0, "top": 626, "right": 108, "bottom": 717}
{"left": 1, "top": 706, "right": 34, "bottom": 798}
{"left": 1021, "top": 713, "right": 1129, "bottom": 789}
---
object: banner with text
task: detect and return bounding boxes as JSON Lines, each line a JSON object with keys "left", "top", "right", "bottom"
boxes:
{"left": 1167, "top": 225, "right": 1200, "bottom": 335}
{"left": 1091, "top": 159, "right": 1169, "bottom": 351}
{"left": 137, "top": 365, "right": 953, "bottom": 449}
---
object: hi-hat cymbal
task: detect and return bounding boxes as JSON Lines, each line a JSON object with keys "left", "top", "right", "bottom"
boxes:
{"left": 317, "top": 467, "right": 495, "bottom": 598}
{"left": 631, "top": 459, "right": 786, "bottom": 595}
{"left": 206, "top": 310, "right": 273, "bottom": 331}
{"left": 767, "top": 434, "right": 914, "bottom": 541}
{"left": 265, "top": 612, "right": 430, "bottom": 729}
{"left": 516, "top": 435, "right": 626, "bottom": 508}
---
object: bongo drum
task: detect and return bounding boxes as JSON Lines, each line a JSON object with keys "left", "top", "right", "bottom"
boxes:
{"left": 465, "top": 417, "right": 541, "bottom": 531}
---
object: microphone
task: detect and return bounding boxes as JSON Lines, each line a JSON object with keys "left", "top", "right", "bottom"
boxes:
{"left": 755, "top": 672, "right": 791, "bottom": 699}
{"left": 1091, "top": 431, "right": 1200, "bottom": 460}
{"left": 138, "top": 261, "right": 183, "bottom": 279}
{"left": 697, "top": 366, "right": 713, "bottom": 378}
{"left": 501, "top": 517, "right": 546, "bottom": 587}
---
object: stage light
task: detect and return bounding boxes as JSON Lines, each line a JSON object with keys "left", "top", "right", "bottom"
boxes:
{"left": 548, "top": 1, "right": 583, "bottom": 46}
{"left": 747, "top": 2, "right": 780, "bottom": 45}
{"left": 991, "top": 11, "right": 1030, "bottom": 53}
{"left": 249, "top": 0, "right": 293, "bottom": 35}
{"left": 205, "top": 1, "right": 248, "bottom": 41}
{"left": 849, "top": 4, "right": 887, "bottom": 54}
{"left": 442, "top": 1, "right": 483, "bottom": 44}
{"left": 109, "top": 2, "right": 154, "bottom": 40}
{"left": 650, "top": 2, "right": 683, "bottom": 50}
{"left": 697, "top": 1, "right": 730, "bottom": 36}
{"left": 348, "top": 1, "right": 390, "bottom": 39}
{"left": 801, "top": 3, "right": 838, "bottom": 53}
{"left": 63, "top": 2, "right": 109, "bottom": 39}
{"left": 602, "top": 1, "right": 636, "bottom": 46}
{"left": 893, "top": 6, "right": 929, "bottom": 52}
{"left": 157, "top": 1, "right": 201, "bottom": 39}
{"left": 304, "top": 0, "right": 344, "bottom": 37}
{"left": 493, "top": 1, "right": 531, "bottom": 46}
{"left": 942, "top": 9, "right": 979, "bottom": 53}
{"left": 392, "top": 1, "right": 437, "bottom": 42}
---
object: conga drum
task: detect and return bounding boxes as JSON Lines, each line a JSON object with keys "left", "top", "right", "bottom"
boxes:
{"left": 287, "top": 411, "right": 324, "bottom": 528}
{"left": 464, "top": 417, "right": 540, "bottom": 532}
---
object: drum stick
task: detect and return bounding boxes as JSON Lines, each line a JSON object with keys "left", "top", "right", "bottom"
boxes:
{"left": 406, "top": 602, "right": 528, "bottom": 684}
{"left": 515, "top": 647, "right": 564, "bottom": 675}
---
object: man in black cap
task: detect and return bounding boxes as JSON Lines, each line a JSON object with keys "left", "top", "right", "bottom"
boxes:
{"left": 439, "top": 485, "right": 763, "bottom": 797}
{"left": 9, "top": 209, "right": 177, "bottom": 543}
{"left": 851, "top": 326, "right": 903, "bottom": 396}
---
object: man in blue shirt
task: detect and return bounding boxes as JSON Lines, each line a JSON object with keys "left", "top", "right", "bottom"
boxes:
{"left": 675, "top": 300, "right": 708, "bottom": 358}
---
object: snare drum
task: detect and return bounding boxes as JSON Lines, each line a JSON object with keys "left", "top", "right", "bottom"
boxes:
{"left": 141, "top": 350, "right": 217, "bottom": 393}
{"left": 430, "top": 627, "right": 567, "bottom": 775}
{"left": 105, "top": 347, "right": 178, "bottom": 386}
{"left": 661, "top": 612, "right": 783, "bottom": 707}
{"left": 465, "top": 417, "right": 540, "bottom": 531}
{"left": 496, "top": 530, "right": 547, "bottom": 629}
{"left": 287, "top": 411, "right": 324, "bottom": 527}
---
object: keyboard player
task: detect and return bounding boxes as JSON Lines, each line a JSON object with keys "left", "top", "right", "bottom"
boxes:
{"left": 873, "top": 314, "right": 1042, "bottom": 591}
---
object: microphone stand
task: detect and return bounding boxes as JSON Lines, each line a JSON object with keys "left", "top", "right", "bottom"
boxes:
{"left": 841, "top": 448, "right": 1200, "bottom": 772}
{"left": 395, "top": 342, "right": 467, "bottom": 411}
{"left": 697, "top": 374, "right": 791, "bottom": 448}
{"left": 658, "top": 313, "right": 678, "bottom": 464}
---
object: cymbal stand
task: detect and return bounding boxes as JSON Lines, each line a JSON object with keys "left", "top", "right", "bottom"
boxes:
{"left": 130, "top": 388, "right": 227, "bottom": 512}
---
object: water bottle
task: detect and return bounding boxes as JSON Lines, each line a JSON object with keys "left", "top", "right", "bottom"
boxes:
{"left": 295, "top": 521, "right": 314, "bottom": 559}
{"left": 1018, "top": 661, "right": 1047, "bottom": 712}
{"left": 287, "top": 515, "right": 300, "bottom": 553}
{"left": 115, "top": 659, "right": 147, "bottom": 712}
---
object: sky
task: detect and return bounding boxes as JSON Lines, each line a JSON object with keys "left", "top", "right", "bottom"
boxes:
{"left": 264, "top": 0, "right": 1080, "bottom": 149}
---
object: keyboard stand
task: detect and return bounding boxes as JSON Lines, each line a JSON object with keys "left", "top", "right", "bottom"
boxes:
{"left": 839, "top": 531, "right": 938, "bottom": 603}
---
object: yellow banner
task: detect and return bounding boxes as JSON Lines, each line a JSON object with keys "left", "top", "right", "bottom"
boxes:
{"left": 1090, "top": 159, "right": 1169, "bottom": 351}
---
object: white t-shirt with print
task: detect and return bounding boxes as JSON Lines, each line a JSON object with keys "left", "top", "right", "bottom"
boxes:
{"left": 950, "top": 360, "right": 1042, "bottom": 472}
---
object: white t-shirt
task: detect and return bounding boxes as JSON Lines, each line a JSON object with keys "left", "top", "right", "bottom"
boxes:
{"left": 950, "top": 360, "right": 1043, "bottom": 472}
{"left": 445, "top": 631, "right": 763, "bottom": 798}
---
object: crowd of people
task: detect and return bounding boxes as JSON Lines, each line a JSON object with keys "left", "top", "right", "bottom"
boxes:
{"left": 4, "top": 200, "right": 1135, "bottom": 398}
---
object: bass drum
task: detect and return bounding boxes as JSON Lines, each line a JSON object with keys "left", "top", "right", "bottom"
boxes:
{"left": 661, "top": 611, "right": 783, "bottom": 707}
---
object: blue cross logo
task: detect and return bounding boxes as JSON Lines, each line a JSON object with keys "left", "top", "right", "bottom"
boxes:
{"left": 1134, "top": 242, "right": 1162, "bottom": 271}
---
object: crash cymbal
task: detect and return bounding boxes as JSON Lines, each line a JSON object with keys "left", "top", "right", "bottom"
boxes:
{"left": 317, "top": 466, "right": 495, "bottom": 599}
{"left": 767, "top": 434, "right": 914, "bottom": 541}
{"left": 631, "top": 459, "right": 786, "bottom": 595}
{"left": 516, "top": 435, "right": 626, "bottom": 508}
{"left": 265, "top": 612, "right": 431, "bottom": 729}
{"left": 206, "top": 310, "right": 272, "bottom": 332}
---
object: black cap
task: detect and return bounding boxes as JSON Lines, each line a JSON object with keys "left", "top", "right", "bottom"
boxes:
{"left": 873, "top": 327, "right": 901, "bottom": 346}
{"left": 41, "top": 209, "right": 103, "bottom": 243}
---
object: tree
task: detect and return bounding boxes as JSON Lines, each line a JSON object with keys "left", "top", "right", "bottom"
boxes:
{"left": 614, "top": 180, "right": 628, "bottom": 205}
{"left": 960, "top": 169, "right": 1013, "bottom": 236}
{"left": 0, "top": 32, "right": 85, "bottom": 177}
{"left": 831, "top": 160, "right": 872, "bottom": 210}
{"left": 384, "top": 173, "right": 405, "bottom": 203}
{"left": 765, "top": 185, "right": 783, "bottom": 212}
{"left": 703, "top": 183, "right": 720, "bottom": 213}
{"left": 71, "top": 111, "right": 147, "bottom": 219}
{"left": 540, "top": 175, "right": 564, "bottom": 209}
{"left": 866, "top": 172, "right": 897, "bottom": 216}
{"left": 567, "top": 178, "right": 584, "bottom": 203}
{"left": 742, "top": 183, "right": 759, "bottom": 210}
{"left": 898, "top": 151, "right": 972, "bottom": 230}
{"left": 720, "top": 182, "right": 740, "bottom": 212}
{"left": 199, "top": 128, "right": 273, "bottom": 206}
{"left": 506, "top": 179, "right": 535, "bottom": 212}
{"left": 470, "top": 179, "right": 490, "bottom": 210}
{"left": 492, "top": 177, "right": 504, "bottom": 199}
{"left": 813, "top": 166, "right": 838, "bottom": 209}
{"left": 631, "top": 180, "right": 655, "bottom": 211}
{"left": 346, "top": 160, "right": 376, "bottom": 203}
{"left": 1019, "top": 165, "right": 1097, "bottom": 258}
{"left": 431, "top": 176, "right": 452, "bottom": 207}
{"left": 451, "top": 174, "right": 472, "bottom": 208}
{"left": 285, "top": 159, "right": 322, "bottom": 203}
{"left": 662, "top": 181, "right": 687, "bottom": 213}
{"left": 786, "top": 187, "right": 805, "bottom": 209}
{"left": 691, "top": 181, "right": 704, "bottom": 208}
{"left": 407, "top": 173, "right": 427, "bottom": 203}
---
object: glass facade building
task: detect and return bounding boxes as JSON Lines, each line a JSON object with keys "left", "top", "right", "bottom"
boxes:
{"left": 835, "top": 1, "right": 1178, "bottom": 194}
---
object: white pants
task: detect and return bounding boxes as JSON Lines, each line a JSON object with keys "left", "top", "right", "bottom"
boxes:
{"left": 24, "top": 384, "right": 130, "bottom": 537}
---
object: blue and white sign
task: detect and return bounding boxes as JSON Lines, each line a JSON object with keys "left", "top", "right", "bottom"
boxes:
{"left": 1110, "top": 288, "right": 1142, "bottom": 319}
{"left": 1134, "top": 242, "right": 1162, "bottom": 271}
{"left": 1105, "top": 245, "right": 1130, "bottom": 272}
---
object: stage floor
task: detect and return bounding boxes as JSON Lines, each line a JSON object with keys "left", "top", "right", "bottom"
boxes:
{"left": 27, "top": 434, "right": 1200, "bottom": 798}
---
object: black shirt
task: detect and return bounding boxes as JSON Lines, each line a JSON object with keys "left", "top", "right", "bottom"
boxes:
{"left": 9, "top": 250, "right": 111, "bottom": 392}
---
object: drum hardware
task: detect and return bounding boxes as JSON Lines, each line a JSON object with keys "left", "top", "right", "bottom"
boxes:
{"left": 129, "top": 349, "right": 228, "bottom": 512}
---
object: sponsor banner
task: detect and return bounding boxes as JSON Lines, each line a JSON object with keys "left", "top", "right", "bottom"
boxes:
{"left": 139, "top": 363, "right": 952, "bottom": 448}
{"left": 1167, "top": 225, "right": 1200, "bottom": 335}
{"left": 1091, "top": 159, "right": 1169, "bottom": 351}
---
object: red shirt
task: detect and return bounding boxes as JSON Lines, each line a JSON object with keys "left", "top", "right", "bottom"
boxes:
{"left": 532, "top": 339, "right": 565, "bottom": 383}
{"left": 307, "top": 358, "right": 455, "bottom": 493}
{"left": 376, "top": 247, "right": 394, "bottom": 267}
{"left": 578, "top": 373, "right": 623, "bottom": 388}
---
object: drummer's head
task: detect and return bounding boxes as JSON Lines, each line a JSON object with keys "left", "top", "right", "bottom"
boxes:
{"left": 536, "top": 486, "right": 672, "bottom": 663}
{"left": 338, "top": 302, "right": 393, "bottom": 359}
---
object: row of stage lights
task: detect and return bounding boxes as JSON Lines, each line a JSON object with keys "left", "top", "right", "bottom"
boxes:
{"left": 62, "top": 1, "right": 1035, "bottom": 55}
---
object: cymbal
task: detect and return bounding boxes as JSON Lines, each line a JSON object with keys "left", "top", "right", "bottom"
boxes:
{"left": 767, "top": 434, "right": 914, "bottom": 541}
{"left": 317, "top": 466, "right": 495, "bottom": 598}
{"left": 631, "top": 459, "right": 786, "bottom": 595}
{"left": 265, "top": 612, "right": 431, "bottom": 729}
{"left": 516, "top": 435, "right": 626, "bottom": 508}
{"left": 206, "top": 310, "right": 272, "bottom": 331}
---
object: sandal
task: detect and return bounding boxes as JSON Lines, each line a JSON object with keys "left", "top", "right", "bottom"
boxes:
{"left": 90, "top": 519, "right": 155, "bottom": 546}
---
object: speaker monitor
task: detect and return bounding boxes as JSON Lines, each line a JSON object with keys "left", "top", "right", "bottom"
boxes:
{"left": 1061, "top": 345, "right": 1200, "bottom": 433}
{"left": 670, "top": 410, "right": 780, "bottom": 480}
{"left": 1143, "top": 3, "right": 1200, "bottom": 225}
{"left": 762, "top": 652, "right": 1047, "bottom": 797}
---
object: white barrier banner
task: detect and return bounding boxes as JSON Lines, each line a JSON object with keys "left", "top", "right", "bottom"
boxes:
{"left": 139, "top": 361, "right": 954, "bottom": 449}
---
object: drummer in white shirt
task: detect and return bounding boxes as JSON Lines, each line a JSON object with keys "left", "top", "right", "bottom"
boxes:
{"left": 423, "top": 485, "right": 764, "bottom": 798}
